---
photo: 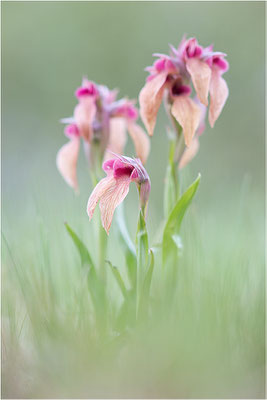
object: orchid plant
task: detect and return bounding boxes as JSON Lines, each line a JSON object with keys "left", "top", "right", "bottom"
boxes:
{"left": 57, "top": 35, "right": 228, "bottom": 327}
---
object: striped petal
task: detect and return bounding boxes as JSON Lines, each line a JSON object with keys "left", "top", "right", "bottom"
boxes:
{"left": 127, "top": 122, "right": 150, "bottom": 164}
{"left": 209, "top": 70, "right": 229, "bottom": 128}
{"left": 104, "top": 118, "right": 127, "bottom": 162}
{"left": 171, "top": 96, "right": 201, "bottom": 147}
{"left": 139, "top": 72, "right": 167, "bottom": 136}
{"left": 186, "top": 58, "right": 211, "bottom": 106}
{"left": 99, "top": 176, "right": 131, "bottom": 234}
{"left": 87, "top": 175, "right": 114, "bottom": 220}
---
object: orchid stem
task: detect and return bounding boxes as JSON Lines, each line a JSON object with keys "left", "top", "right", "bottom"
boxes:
{"left": 90, "top": 169, "right": 107, "bottom": 284}
{"left": 135, "top": 208, "right": 149, "bottom": 320}
{"left": 98, "top": 221, "right": 107, "bottom": 283}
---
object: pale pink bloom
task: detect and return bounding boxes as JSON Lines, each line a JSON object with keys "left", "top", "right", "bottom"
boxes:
{"left": 57, "top": 79, "right": 150, "bottom": 190}
{"left": 87, "top": 156, "right": 151, "bottom": 234}
{"left": 106, "top": 99, "right": 150, "bottom": 164}
{"left": 74, "top": 79, "right": 99, "bottom": 142}
{"left": 104, "top": 118, "right": 128, "bottom": 161}
{"left": 139, "top": 36, "right": 229, "bottom": 144}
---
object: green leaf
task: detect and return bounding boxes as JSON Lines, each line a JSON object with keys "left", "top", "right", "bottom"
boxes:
{"left": 138, "top": 249, "right": 155, "bottom": 319}
{"left": 106, "top": 260, "right": 128, "bottom": 299}
{"left": 136, "top": 209, "right": 149, "bottom": 271}
{"left": 164, "top": 162, "right": 177, "bottom": 218}
{"left": 136, "top": 209, "right": 149, "bottom": 317}
{"left": 65, "top": 223, "right": 95, "bottom": 270}
{"left": 162, "top": 174, "right": 201, "bottom": 267}
{"left": 142, "top": 249, "right": 155, "bottom": 297}
{"left": 64, "top": 223, "right": 101, "bottom": 306}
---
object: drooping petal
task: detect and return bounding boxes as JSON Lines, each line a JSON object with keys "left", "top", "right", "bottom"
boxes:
{"left": 56, "top": 138, "right": 80, "bottom": 191}
{"left": 87, "top": 175, "right": 115, "bottom": 220}
{"left": 171, "top": 96, "right": 201, "bottom": 147}
{"left": 74, "top": 97, "right": 96, "bottom": 142}
{"left": 179, "top": 138, "right": 200, "bottom": 169}
{"left": 127, "top": 122, "right": 150, "bottom": 164}
{"left": 209, "top": 70, "right": 229, "bottom": 128}
{"left": 104, "top": 118, "right": 127, "bottom": 162}
{"left": 139, "top": 72, "right": 167, "bottom": 136}
{"left": 99, "top": 176, "right": 131, "bottom": 234}
{"left": 186, "top": 58, "right": 211, "bottom": 106}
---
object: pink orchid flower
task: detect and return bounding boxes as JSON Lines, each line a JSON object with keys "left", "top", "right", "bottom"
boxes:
{"left": 87, "top": 155, "right": 151, "bottom": 234}
{"left": 57, "top": 79, "right": 150, "bottom": 191}
{"left": 139, "top": 36, "right": 229, "bottom": 144}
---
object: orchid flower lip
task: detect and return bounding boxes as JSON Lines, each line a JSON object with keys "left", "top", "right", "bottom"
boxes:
{"left": 106, "top": 153, "right": 150, "bottom": 184}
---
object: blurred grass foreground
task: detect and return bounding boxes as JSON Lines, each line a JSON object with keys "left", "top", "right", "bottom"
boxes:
{"left": 2, "top": 2, "right": 265, "bottom": 399}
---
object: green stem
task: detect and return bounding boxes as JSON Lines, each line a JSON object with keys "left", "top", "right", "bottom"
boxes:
{"left": 163, "top": 99, "right": 186, "bottom": 217}
{"left": 98, "top": 221, "right": 107, "bottom": 283}
{"left": 164, "top": 137, "right": 179, "bottom": 218}
{"left": 135, "top": 208, "right": 149, "bottom": 320}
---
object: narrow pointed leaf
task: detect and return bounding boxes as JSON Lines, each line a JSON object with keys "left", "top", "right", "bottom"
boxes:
{"left": 136, "top": 209, "right": 149, "bottom": 317}
{"left": 142, "top": 249, "right": 155, "bottom": 297}
{"left": 162, "top": 174, "right": 201, "bottom": 266}
{"left": 64, "top": 223, "right": 100, "bottom": 304}
{"left": 65, "top": 222, "right": 95, "bottom": 270}
{"left": 106, "top": 260, "right": 128, "bottom": 299}
{"left": 139, "top": 249, "right": 155, "bottom": 318}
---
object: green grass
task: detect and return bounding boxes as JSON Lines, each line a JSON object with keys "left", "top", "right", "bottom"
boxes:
{"left": 2, "top": 176, "right": 265, "bottom": 399}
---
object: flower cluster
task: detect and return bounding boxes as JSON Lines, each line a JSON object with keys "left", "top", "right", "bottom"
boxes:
{"left": 57, "top": 78, "right": 150, "bottom": 191}
{"left": 139, "top": 36, "right": 229, "bottom": 146}
{"left": 57, "top": 35, "right": 229, "bottom": 234}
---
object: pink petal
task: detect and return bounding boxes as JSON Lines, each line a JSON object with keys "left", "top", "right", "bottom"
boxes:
{"left": 127, "top": 122, "right": 150, "bottom": 164}
{"left": 99, "top": 176, "right": 131, "bottom": 234}
{"left": 74, "top": 97, "right": 96, "bottom": 142}
{"left": 87, "top": 175, "right": 115, "bottom": 220}
{"left": 209, "top": 71, "right": 229, "bottom": 128}
{"left": 179, "top": 138, "right": 200, "bottom": 169}
{"left": 171, "top": 96, "right": 201, "bottom": 147}
{"left": 87, "top": 174, "right": 131, "bottom": 234}
{"left": 56, "top": 138, "right": 80, "bottom": 191}
{"left": 139, "top": 72, "right": 167, "bottom": 136}
{"left": 104, "top": 118, "right": 127, "bottom": 162}
{"left": 186, "top": 58, "right": 211, "bottom": 106}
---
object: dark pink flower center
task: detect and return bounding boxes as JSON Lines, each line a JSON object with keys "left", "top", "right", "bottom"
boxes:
{"left": 172, "top": 82, "right": 191, "bottom": 97}
{"left": 213, "top": 56, "right": 229, "bottom": 71}
{"left": 185, "top": 39, "right": 203, "bottom": 59}
{"left": 75, "top": 83, "right": 98, "bottom": 99}
{"left": 154, "top": 57, "right": 176, "bottom": 74}
{"left": 206, "top": 56, "right": 229, "bottom": 72}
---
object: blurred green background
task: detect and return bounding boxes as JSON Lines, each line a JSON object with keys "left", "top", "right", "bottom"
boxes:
{"left": 2, "top": 1, "right": 265, "bottom": 398}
